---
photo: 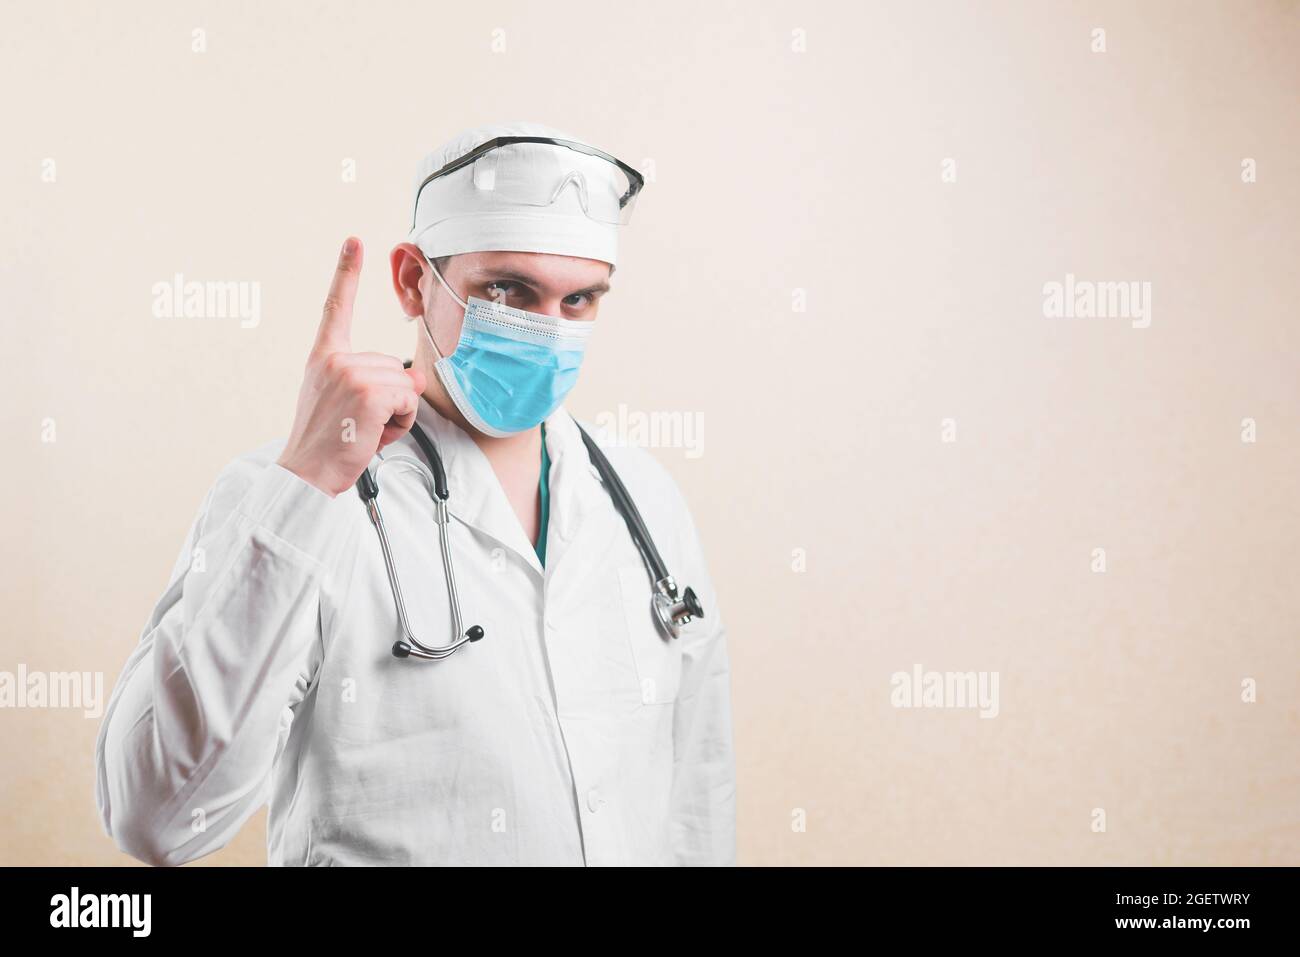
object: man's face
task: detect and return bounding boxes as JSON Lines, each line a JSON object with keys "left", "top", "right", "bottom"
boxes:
{"left": 391, "top": 244, "right": 612, "bottom": 428}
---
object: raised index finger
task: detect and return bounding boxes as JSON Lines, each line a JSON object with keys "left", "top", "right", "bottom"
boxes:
{"left": 314, "top": 236, "right": 362, "bottom": 356}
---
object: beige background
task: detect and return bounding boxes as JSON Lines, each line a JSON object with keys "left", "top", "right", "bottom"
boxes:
{"left": 1, "top": 0, "right": 1297, "bottom": 866}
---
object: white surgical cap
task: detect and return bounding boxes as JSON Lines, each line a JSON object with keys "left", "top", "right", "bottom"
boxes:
{"left": 407, "top": 120, "right": 620, "bottom": 268}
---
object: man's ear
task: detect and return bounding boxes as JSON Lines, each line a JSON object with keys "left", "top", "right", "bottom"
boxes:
{"left": 390, "top": 243, "right": 429, "bottom": 318}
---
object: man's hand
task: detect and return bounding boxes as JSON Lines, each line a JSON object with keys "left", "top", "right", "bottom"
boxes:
{"left": 276, "top": 237, "right": 427, "bottom": 497}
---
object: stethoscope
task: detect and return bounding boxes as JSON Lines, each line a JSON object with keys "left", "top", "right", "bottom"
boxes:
{"left": 355, "top": 416, "right": 703, "bottom": 661}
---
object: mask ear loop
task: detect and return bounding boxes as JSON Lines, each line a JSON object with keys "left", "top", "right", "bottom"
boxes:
{"left": 417, "top": 251, "right": 469, "bottom": 361}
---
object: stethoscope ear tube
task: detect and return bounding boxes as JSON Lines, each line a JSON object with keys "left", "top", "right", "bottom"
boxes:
{"left": 356, "top": 468, "right": 379, "bottom": 502}
{"left": 401, "top": 359, "right": 449, "bottom": 499}
{"left": 574, "top": 423, "right": 704, "bottom": 638}
{"left": 574, "top": 424, "right": 668, "bottom": 581}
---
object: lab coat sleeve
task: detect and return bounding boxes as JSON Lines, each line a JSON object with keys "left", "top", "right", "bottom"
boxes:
{"left": 668, "top": 488, "right": 737, "bottom": 866}
{"left": 94, "top": 455, "right": 355, "bottom": 866}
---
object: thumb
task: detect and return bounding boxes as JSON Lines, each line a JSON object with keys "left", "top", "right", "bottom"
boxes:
{"left": 405, "top": 365, "right": 427, "bottom": 395}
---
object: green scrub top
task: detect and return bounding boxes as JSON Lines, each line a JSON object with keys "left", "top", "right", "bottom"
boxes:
{"left": 535, "top": 422, "right": 551, "bottom": 566}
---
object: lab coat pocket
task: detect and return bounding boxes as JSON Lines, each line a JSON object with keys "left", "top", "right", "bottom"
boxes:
{"left": 618, "top": 564, "right": 681, "bottom": 705}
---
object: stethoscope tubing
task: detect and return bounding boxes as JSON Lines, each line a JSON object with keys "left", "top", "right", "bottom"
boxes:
{"left": 360, "top": 450, "right": 476, "bottom": 659}
{"left": 358, "top": 415, "right": 699, "bottom": 662}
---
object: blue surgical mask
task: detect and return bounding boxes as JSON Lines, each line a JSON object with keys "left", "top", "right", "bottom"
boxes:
{"left": 418, "top": 254, "right": 593, "bottom": 437}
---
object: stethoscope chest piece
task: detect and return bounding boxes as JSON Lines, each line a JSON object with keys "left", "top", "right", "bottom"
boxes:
{"left": 652, "top": 576, "right": 704, "bottom": 640}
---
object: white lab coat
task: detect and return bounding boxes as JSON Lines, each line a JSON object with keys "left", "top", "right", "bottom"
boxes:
{"left": 94, "top": 399, "right": 735, "bottom": 866}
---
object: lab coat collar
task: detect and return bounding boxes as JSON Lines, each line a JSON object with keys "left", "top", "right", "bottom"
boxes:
{"left": 399, "top": 398, "right": 611, "bottom": 582}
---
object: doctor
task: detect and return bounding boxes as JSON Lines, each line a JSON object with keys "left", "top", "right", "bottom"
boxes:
{"left": 94, "top": 122, "right": 736, "bottom": 866}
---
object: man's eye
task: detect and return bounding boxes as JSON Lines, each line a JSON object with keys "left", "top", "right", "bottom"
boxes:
{"left": 563, "top": 293, "right": 592, "bottom": 308}
{"left": 484, "top": 281, "right": 521, "bottom": 303}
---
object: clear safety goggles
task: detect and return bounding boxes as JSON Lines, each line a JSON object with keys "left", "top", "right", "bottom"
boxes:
{"left": 411, "top": 135, "right": 645, "bottom": 228}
